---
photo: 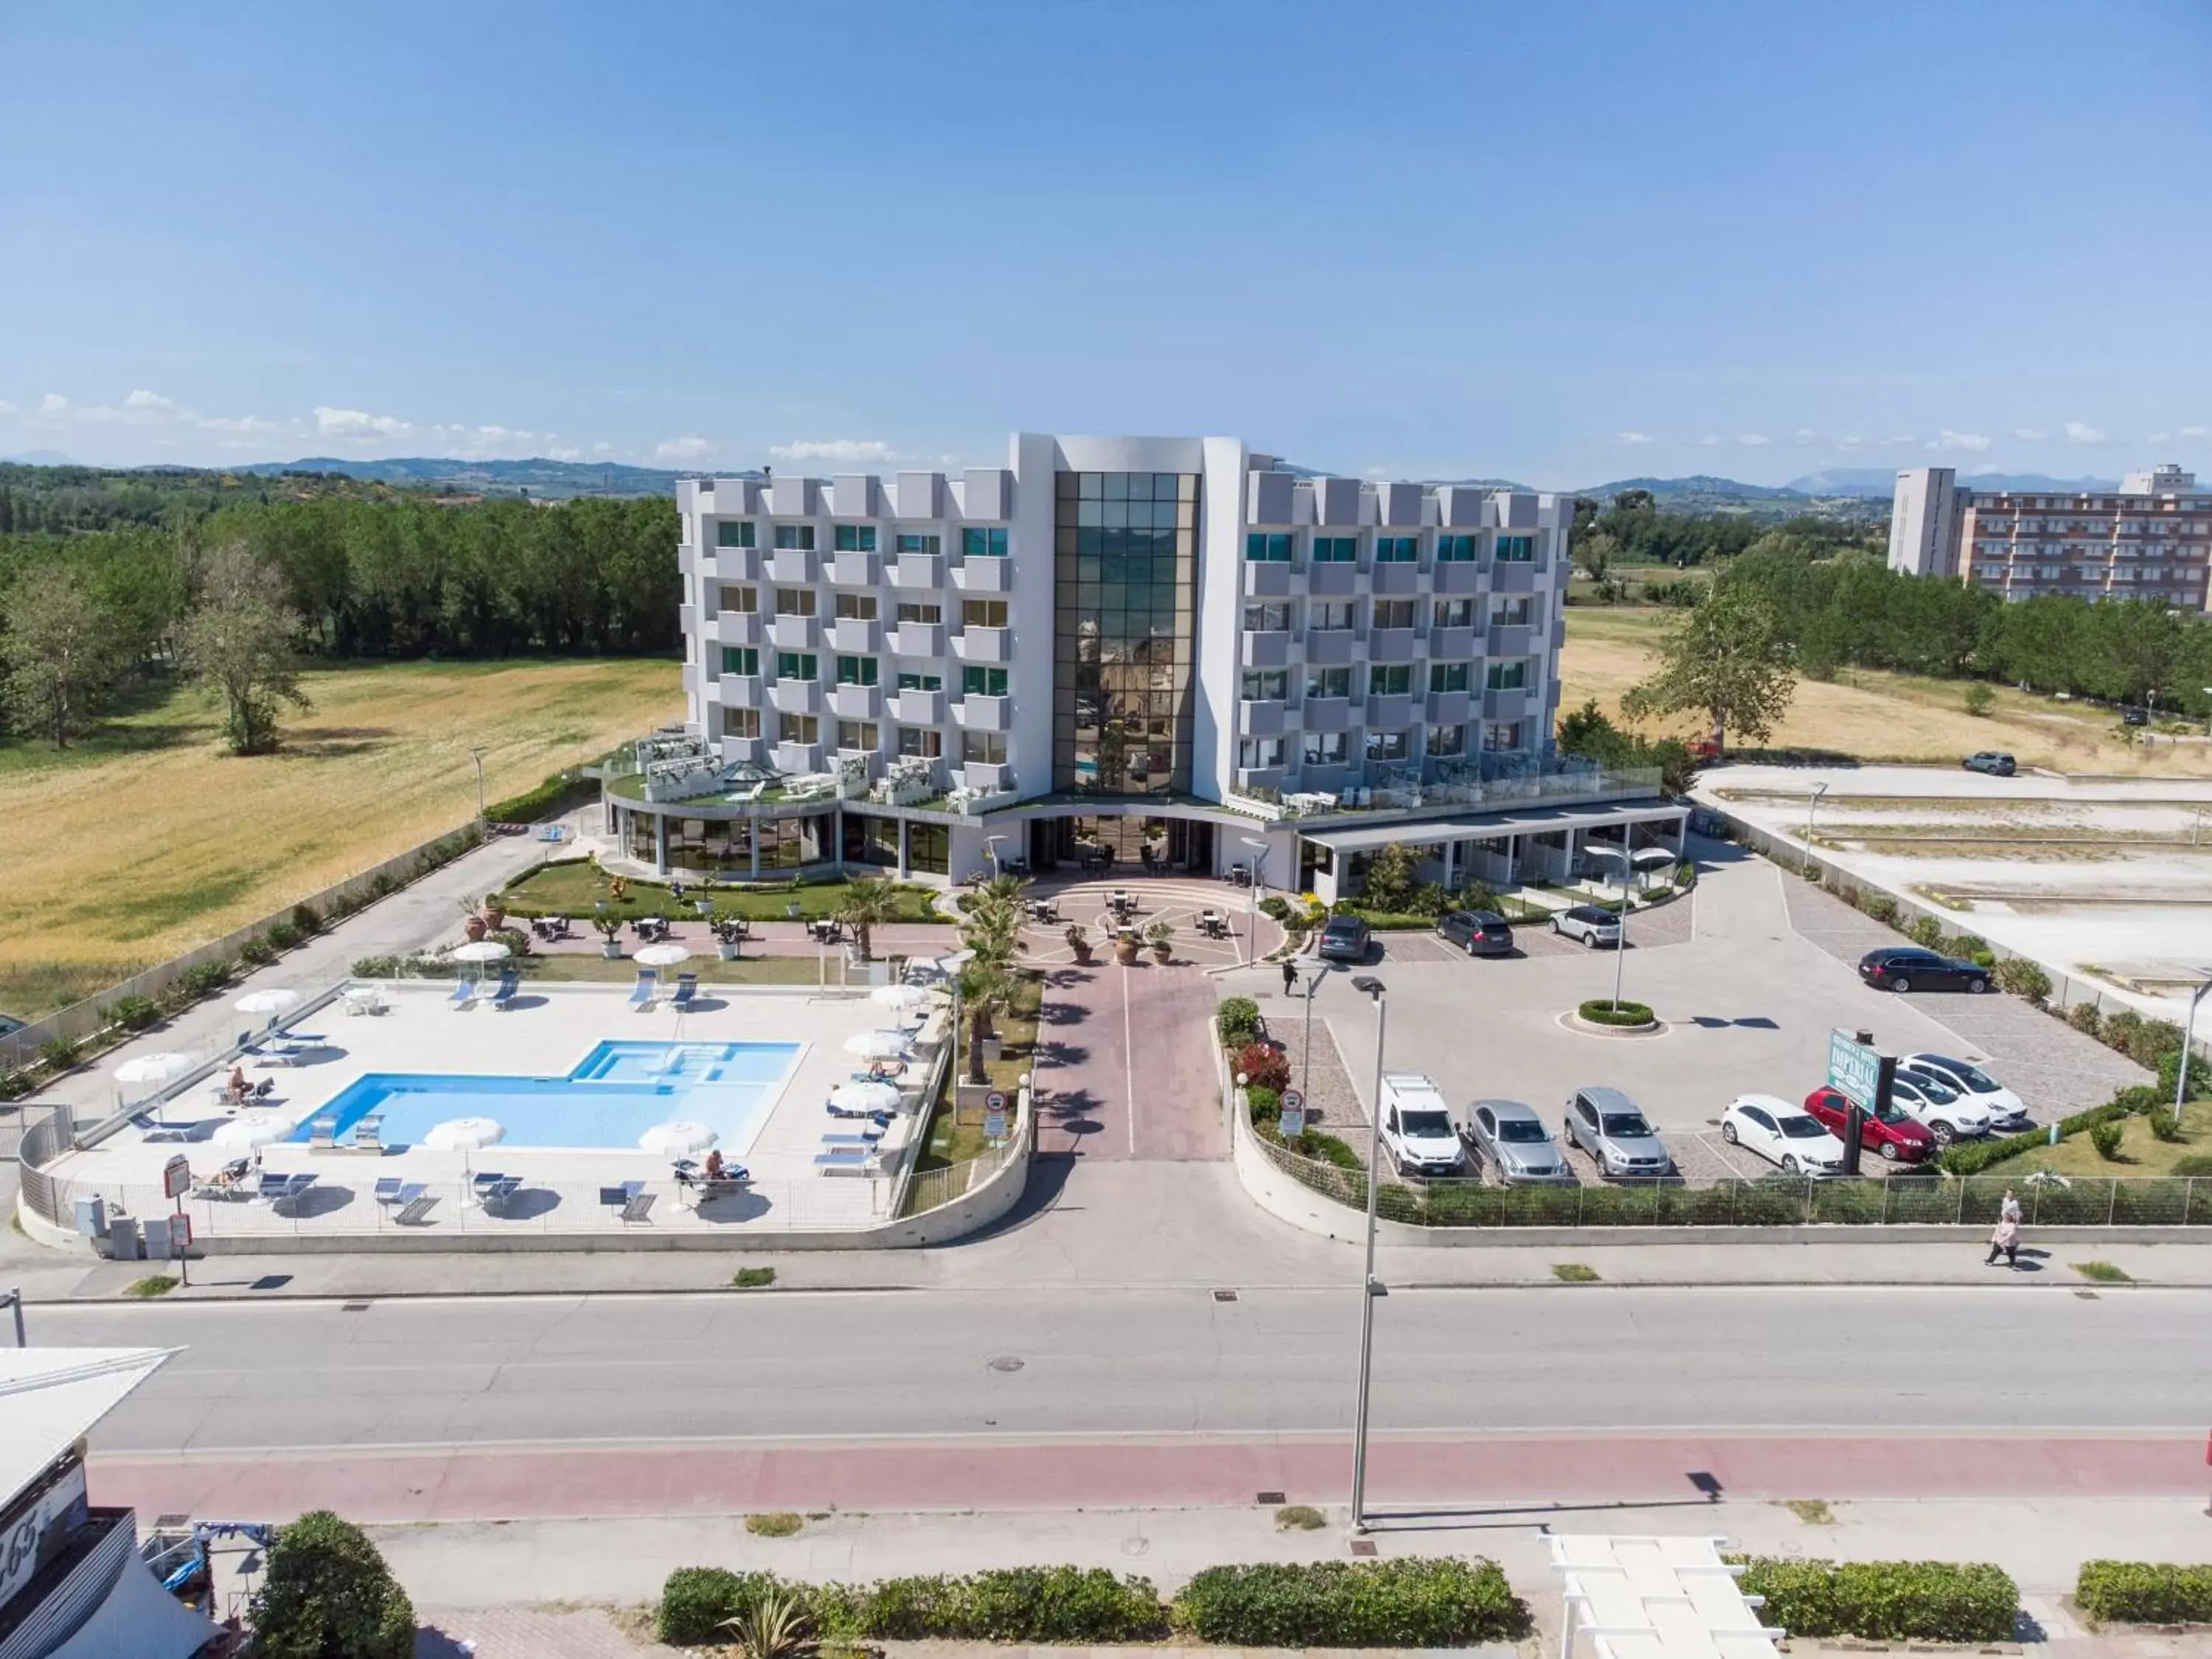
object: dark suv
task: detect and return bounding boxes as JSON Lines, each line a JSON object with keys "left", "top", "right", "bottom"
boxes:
{"left": 1436, "top": 910, "right": 1514, "bottom": 957}
{"left": 1317, "top": 914, "right": 1373, "bottom": 963}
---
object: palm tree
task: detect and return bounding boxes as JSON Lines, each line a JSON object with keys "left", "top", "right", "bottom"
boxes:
{"left": 956, "top": 952, "right": 1023, "bottom": 1084}
{"left": 832, "top": 876, "right": 897, "bottom": 961}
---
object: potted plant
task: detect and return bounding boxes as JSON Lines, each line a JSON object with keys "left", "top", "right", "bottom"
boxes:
{"left": 483, "top": 892, "right": 507, "bottom": 928}
{"left": 591, "top": 915, "right": 625, "bottom": 959}
{"left": 1146, "top": 920, "right": 1175, "bottom": 964}
{"left": 1113, "top": 928, "right": 1141, "bottom": 966}
{"left": 1064, "top": 922, "right": 1093, "bottom": 965}
{"left": 710, "top": 916, "right": 748, "bottom": 961}
{"left": 457, "top": 896, "right": 487, "bottom": 942}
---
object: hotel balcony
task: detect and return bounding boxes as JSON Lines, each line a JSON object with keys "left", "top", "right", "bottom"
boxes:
{"left": 1368, "top": 626, "right": 1416, "bottom": 660}
{"left": 1307, "top": 563, "right": 1360, "bottom": 597}
{"left": 1242, "top": 562, "right": 1294, "bottom": 597}
{"left": 951, "top": 556, "right": 1010, "bottom": 593}
{"left": 890, "top": 553, "right": 945, "bottom": 589}
{"left": 1370, "top": 562, "right": 1421, "bottom": 596}
{"left": 768, "top": 614, "right": 820, "bottom": 650}
{"left": 953, "top": 693, "right": 1009, "bottom": 732}
{"left": 770, "top": 678, "right": 821, "bottom": 716}
{"left": 1238, "top": 698, "right": 1287, "bottom": 737}
{"left": 960, "top": 761, "right": 1015, "bottom": 793}
{"left": 888, "top": 686, "right": 945, "bottom": 725}
{"left": 888, "top": 620, "right": 946, "bottom": 658}
{"left": 827, "top": 683, "right": 881, "bottom": 720}
{"left": 1486, "top": 622, "right": 1534, "bottom": 658}
{"left": 1240, "top": 630, "right": 1290, "bottom": 668}
{"left": 827, "top": 549, "right": 881, "bottom": 587}
{"left": 826, "top": 616, "right": 881, "bottom": 655}
{"left": 1425, "top": 689, "right": 1472, "bottom": 725}
{"left": 773, "top": 740, "right": 824, "bottom": 774}
{"left": 1366, "top": 692, "right": 1413, "bottom": 728}
{"left": 1428, "top": 624, "right": 1476, "bottom": 658}
{"left": 952, "top": 625, "right": 1009, "bottom": 664}
{"left": 1301, "top": 696, "right": 1353, "bottom": 733}
{"left": 1303, "top": 629, "right": 1359, "bottom": 666}
{"left": 709, "top": 610, "right": 762, "bottom": 647}
{"left": 1432, "top": 560, "right": 1486, "bottom": 594}
{"left": 766, "top": 546, "right": 818, "bottom": 584}
{"left": 714, "top": 674, "right": 762, "bottom": 708}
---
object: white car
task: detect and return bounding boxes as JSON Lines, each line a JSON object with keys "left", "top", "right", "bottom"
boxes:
{"left": 1721, "top": 1093, "right": 1848, "bottom": 1177}
{"left": 1379, "top": 1073, "right": 1468, "bottom": 1177}
{"left": 1888, "top": 1072, "right": 1992, "bottom": 1143}
{"left": 1550, "top": 904, "right": 1624, "bottom": 948}
{"left": 1899, "top": 1054, "right": 2028, "bottom": 1130}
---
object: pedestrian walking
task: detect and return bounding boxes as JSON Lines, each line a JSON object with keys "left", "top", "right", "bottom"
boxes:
{"left": 1985, "top": 1211, "right": 2020, "bottom": 1268}
{"left": 1281, "top": 959, "right": 1298, "bottom": 995}
{"left": 2000, "top": 1187, "right": 2021, "bottom": 1225}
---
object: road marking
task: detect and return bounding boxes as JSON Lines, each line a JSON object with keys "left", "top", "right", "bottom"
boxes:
{"left": 1123, "top": 959, "right": 1137, "bottom": 1156}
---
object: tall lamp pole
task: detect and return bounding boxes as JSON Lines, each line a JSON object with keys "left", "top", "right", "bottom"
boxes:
{"left": 1806, "top": 781, "right": 1829, "bottom": 846}
{"left": 1348, "top": 974, "right": 1388, "bottom": 1534}
{"left": 2177, "top": 970, "right": 2212, "bottom": 1121}
{"left": 1301, "top": 961, "right": 1331, "bottom": 1099}
{"left": 1587, "top": 844, "right": 1632, "bottom": 1012}
{"left": 1239, "top": 835, "right": 1267, "bottom": 969}
{"left": 469, "top": 745, "right": 488, "bottom": 826}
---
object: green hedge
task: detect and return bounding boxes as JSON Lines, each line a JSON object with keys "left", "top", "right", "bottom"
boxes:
{"left": 486, "top": 765, "right": 599, "bottom": 824}
{"left": 1578, "top": 998, "right": 1655, "bottom": 1026}
{"left": 656, "top": 1567, "right": 1166, "bottom": 1647}
{"left": 2076, "top": 1560, "right": 2212, "bottom": 1624}
{"left": 1216, "top": 995, "right": 1262, "bottom": 1048}
{"left": 1733, "top": 1557, "right": 2017, "bottom": 1642}
{"left": 1170, "top": 1559, "right": 1526, "bottom": 1647}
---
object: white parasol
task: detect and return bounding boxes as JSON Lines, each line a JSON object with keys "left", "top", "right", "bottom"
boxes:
{"left": 234, "top": 988, "right": 301, "bottom": 1018}
{"left": 843, "top": 1029, "right": 911, "bottom": 1060}
{"left": 829, "top": 1079, "right": 900, "bottom": 1116}
{"left": 448, "top": 939, "right": 512, "bottom": 964}
{"left": 639, "top": 1120, "right": 717, "bottom": 1155}
{"left": 424, "top": 1116, "right": 507, "bottom": 1152}
{"left": 213, "top": 1109, "right": 293, "bottom": 1149}
{"left": 870, "top": 982, "right": 933, "bottom": 1013}
{"left": 116, "top": 1052, "right": 195, "bottom": 1088}
{"left": 634, "top": 942, "right": 693, "bottom": 968}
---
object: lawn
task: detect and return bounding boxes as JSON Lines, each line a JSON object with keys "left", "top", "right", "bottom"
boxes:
{"left": 0, "top": 658, "right": 682, "bottom": 1020}
{"left": 496, "top": 860, "right": 949, "bottom": 924}
{"left": 521, "top": 953, "right": 824, "bottom": 986}
{"left": 912, "top": 970, "right": 1043, "bottom": 1173}
{"left": 1561, "top": 608, "right": 2212, "bottom": 776}
{"left": 2000, "top": 1099, "right": 2209, "bottom": 1179}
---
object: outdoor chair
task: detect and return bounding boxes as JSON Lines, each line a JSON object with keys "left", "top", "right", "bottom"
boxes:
{"left": 350, "top": 1114, "right": 384, "bottom": 1152}
{"left": 485, "top": 970, "right": 521, "bottom": 1009}
{"left": 258, "top": 1172, "right": 316, "bottom": 1213}
{"left": 670, "top": 973, "right": 699, "bottom": 1010}
{"left": 375, "top": 1176, "right": 408, "bottom": 1206}
{"left": 614, "top": 1190, "right": 655, "bottom": 1224}
{"left": 628, "top": 969, "right": 658, "bottom": 1010}
{"left": 471, "top": 1172, "right": 521, "bottom": 1215}
{"left": 448, "top": 979, "right": 479, "bottom": 1011}
{"left": 394, "top": 1191, "right": 438, "bottom": 1226}
{"left": 599, "top": 1180, "right": 645, "bottom": 1211}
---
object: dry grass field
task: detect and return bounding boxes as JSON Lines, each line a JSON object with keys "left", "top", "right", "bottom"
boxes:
{"left": 1562, "top": 607, "right": 2212, "bottom": 778}
{"left": 1, "top": 658, "right": 682, "bottom": 1018}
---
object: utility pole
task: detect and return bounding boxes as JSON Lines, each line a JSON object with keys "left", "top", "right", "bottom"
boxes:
{"left": 469, "top": 746, "right": 488, "bottom": 826}
{"left": 1347, "top": 975, "right": 1388, "bottom": 1534}
{"left": 1, "top": 1287, "right": 23, "bottom": 1348}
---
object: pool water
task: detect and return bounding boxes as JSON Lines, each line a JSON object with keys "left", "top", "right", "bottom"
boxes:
{"left": 297, "top": 1040, "right": 801, "bottom": 1152}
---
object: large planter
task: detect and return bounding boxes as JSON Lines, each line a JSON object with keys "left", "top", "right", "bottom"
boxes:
{"left": 601, "top": 941, "right": 624, "bottom": 959}
{"left": 1071, "top": 942, "right": 1093, "bottom": 965}
{"left": 1150, "top": 943, "right": 1172, "bottom": 964}
{"left": 464, "top": 916, "right": 488, "bottom": 943}
{"left": 483, "top": 901, "right": 507, "bottom": 929}
{"left": 717, "top": 941, "right": 740, "bottom": 961}
{"left": 1113, "top": 935, "right": 1141, "bottom": 966}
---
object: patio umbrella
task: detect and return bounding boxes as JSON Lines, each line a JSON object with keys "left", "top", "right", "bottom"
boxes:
{"left": 634, "top": 942, "right": 692, "bottom": 968}
{"left": 844, "top": 1029, "right": 910, "bottom": 1060}
{"left": 234, "top": 988, "right": 301, "bottom": 1018}
{"left": 448, "top": 939, "right": 512, "bottom": 964}
{"left": 639, "top": 1120, "right": 716, "bottom": 1155}
{"left": 213, "top": 1109, "right": 293, "bottom": 1149}
{"left": 116, "top": 1052, "right": 195, "bottom": 1088}
{"left": 424, "top": 1116, "right": 506, "bottom": 1152}
{"left": 830, "top": 1079, "right": 900, "bottom": 1116}
{"left": 870, "top": 982, "right": 933, "bottom": 1014}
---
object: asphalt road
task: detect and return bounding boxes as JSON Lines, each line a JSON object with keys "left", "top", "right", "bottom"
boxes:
{"left": 35, "top": 1284, "right": 2211, "bottom": 1458}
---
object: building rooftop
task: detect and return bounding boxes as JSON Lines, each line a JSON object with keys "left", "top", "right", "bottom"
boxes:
{"left": 0, "top": 1347, "right": 176, "bottom": 1506}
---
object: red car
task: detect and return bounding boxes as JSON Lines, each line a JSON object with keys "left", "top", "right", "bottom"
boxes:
{"left": 1803, "top": 1087, "right": 1938, "bottom": 1164}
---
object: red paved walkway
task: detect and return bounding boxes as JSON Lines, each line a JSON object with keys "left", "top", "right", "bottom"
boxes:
{"left": 1033, "top": 957, "right": 1228, "bottom": 1162}
{"left": 91, "top": 1432, "right": 2207, "bottom": 1526}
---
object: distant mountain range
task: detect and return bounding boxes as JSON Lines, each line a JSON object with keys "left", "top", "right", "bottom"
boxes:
{"left": 228, "top": 455, "right": 716, "bottom": 498}
{"left": 1781, "top": 466, "right": 2124, "bottom": 499}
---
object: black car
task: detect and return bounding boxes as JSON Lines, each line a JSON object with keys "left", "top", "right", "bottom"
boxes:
{"left": 1857, "top": 945, "right": 1991, "bottom": 995}
{"left": 1317, "top": 914, "right": 1373, "bottom": 963}
{"left": 1961, "top": 751, "right": 2016, "bottom": 776}
{"left": 1436, "top": 909, "right": 1515, "bottom": 957}
{"left": 2122, "top": 706, "right": 2149, "bottom": 727}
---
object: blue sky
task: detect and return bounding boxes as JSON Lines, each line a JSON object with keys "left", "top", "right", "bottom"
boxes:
{"left": 3, "top": 1, "right": 2208, "bottom": 488}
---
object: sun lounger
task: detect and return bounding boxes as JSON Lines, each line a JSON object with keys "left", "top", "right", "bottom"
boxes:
{"left": 471, "top": 1172, "right": 522, "bottom": 1215}
{"left": 449, "top": 979, "right": 479, "bottom": 1010}
{"left": 670, "top": 973, "right": 698, "bottom": 1010}
{"left": 614, "top": 1191, "right": 655, "bottom": 1225}
{"left": 257, "top": 1172, "right": 316, "bottom": 1213}
{"left": 306, "top": 1115, "right": 338, "bottom": 1150}
{"left": 349, "top": 1114, "right": 384, "bottom": 1152}
{"left": 599, "top": 1180, "right": 645, "bottom": 1210}
{"left": 242, "top": 1043, "right": 302, "bottom": 1068}
{"left": 131, "top": 1113, "right": 191, "bottom": 1142}
{"left": 814, "top": 1150, "right": 879, "bottom": 1172}
{"left": 821, "top": 1127, "right": 885, "bottom": 1146}
{"left": 484, "top": 970, "right": 520, "bottom": 1009}
{"left": 628, "top": 969, "right": 658, "bottom": 1010}
{"left": 375, "top": 1176, "right": 408, "bottom": 1205}
{"left": 394, "top": 1191, "right": 438, "bottom": 1225}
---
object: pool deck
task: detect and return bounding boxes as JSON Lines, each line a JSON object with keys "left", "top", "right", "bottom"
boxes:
{"left": 36, "top": 981, "right": 951, "bottom": 1244}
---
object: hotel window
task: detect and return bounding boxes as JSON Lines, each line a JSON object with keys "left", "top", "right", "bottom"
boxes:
{"left": 895, "top": 599, "right": 942, "bottom": 625}
{"left": 835, "top": 656, "right": 878, "bottom": 686}
{"left": 1495, "top": 534, "right": 1535, "bottom": 563}
{"left": 1365, "top": 728, "right": 1410, "bottom": 762}
{"left": 1302, "top": 730, "right": 1349, "bottom": 765}
{"left": 716, "top": 520, "right": 757, "bottom": 549}
{"left": 719, "top": 584, "right": 757, "bottom": 613}
{"left": 961, "top": 598, "right": 1008, "bottom": 628}
{"left": 1436, "top": 534, "right": 1477, "bottom": 562}
{"left": 1375, "top": 535, "right": 1418, "bottom": 563}
{"left": 773, "top": 524, "right": 815, "bottom": 551}
{"left": 776, "top": 652, "right": 818, "bottom": 681}
{"left": 896, "top": 671, "right": 942, "bottom": 692}
{"left": 1370, "top": 664, "right": 1412, "bottom": 696}
{"left": 1433, "top": 597, "right": 1474, "bottom": 628}
{"left": 962, "top": 730, "right": 1007, "bottom": 764}
{"left": 1245, "top": 532, "right": 1292, "bottom": 562}
{"left": 1373, "top": 599, "right": 1417, "bottom": 630}
{"left": 961, "top": 666, "right": 1009, "bottom": 697}
{"left": 897, "top": 532, "right": 942, "bottom": 556}
{"left": 1242, "top": 669, "right": 1289, "bottom": 701}
{"left": 961, "top": 527, "right": 1009, "bottom": 556}
{"left": 1489, "top": 596, "right": 1532, "bottom": 625}
{"left": 1310, "top": 599, "right": 1356, "bottom": 631}
{"left": 897, "top": 727, "right": 942, "bottom": 759}
{"left": 726, "top": 708, "right": 759, "bottom": 738}
{"left": 1304, "top": 666, "right": 1352, "bottom": 701}
{"left": 1312, "top": 536, "right": 1357, "bottom": 563}
{"left": 834, "top": 524, "right": 877, "bottom": 552}
{"left": 836, "top": 720, "right": 878, "bottom": 751}
{"left": 720, "top": 647, "right": 759, "bottom": 676}
{"left": 781, "top": 714, "right": 820, "bottom": 743}
{"left": 775, "top": 588, "right": 815, "bottom": 616}
{"left": 1239, "top": 737, "right": 1285, "bottom": 768}
{"left": 1243, "top": 602, "right": 1292, "bottom": 632}
{"left": 1486, "top": 659, "right": 1528, "bottom": 692}
{"left": 1427, "top": 723, "right": 1467, "bottom": 757}
{"left": 1429, "top": 661, "right": 1470, "bottom": 693}
{"left": 834, "top": 593, "right": 877, "bottom": 620}
{"left": 1484, "top": 720, "right": 1525, "bottom": 751}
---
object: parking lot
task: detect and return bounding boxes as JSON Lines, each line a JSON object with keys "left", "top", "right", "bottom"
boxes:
{"left": 1251, "top": 837, "right": 2151, "bottom": 1188}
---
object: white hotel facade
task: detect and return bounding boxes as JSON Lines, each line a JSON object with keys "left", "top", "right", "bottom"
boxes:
{"left": 620, "top": 432, "right": 1681, "bottom": 900}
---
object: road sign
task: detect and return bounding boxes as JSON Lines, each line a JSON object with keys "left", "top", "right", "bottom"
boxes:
{"left": 1281, "top": 1089, "right": 1304, "bottom": 1114}
{"left": 1826, "top": 1029, "right": 1884, "bottom": 1109}
{"left": 985, "top": 1090, "right": 1007, "bottom": 1115}
{"left": 161, "top": 1155, "right": 192, "bottom": 1201}
{"left": 167, "top": 1214, "right": 192, "bottom": 1251}
{"left": 1279, "top": 1105, "right": 1305, "bottom": 1140}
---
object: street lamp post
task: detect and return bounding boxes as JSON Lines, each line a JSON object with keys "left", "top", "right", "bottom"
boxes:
{"left": 985, "top": 835, "right": 1006, "bottom": 880}
{"left": 1587, "top": 844, "right": 1632, "bottom": 1012}
{"left": 1239, "top": 835, "right": 1267, "bottom": 969}
{"left": 1347, "top": 974, "right": 1388, "bottom": 1534}
{"left": 469, "top": 746, "right": 488, "bottom": 825}
{"left": 1301, "top": 961, "right": 1330, "bottom": 1099}
{"left": 1806, "top": 781, "right": 1829, "bottom": 846}
{"left": 2177, "top": 970, "right": 2212, "bottom": 1121}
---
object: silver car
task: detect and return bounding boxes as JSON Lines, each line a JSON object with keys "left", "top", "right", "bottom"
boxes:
{"left": 1563, "top": 1086, "right": 1674, "bottom": 1179}
{"left": 1550, "top": 904, "right": 1624, "bottom": 948}
{"left": 1461, "top": 1099, "right": 1575, "bottom": 1184}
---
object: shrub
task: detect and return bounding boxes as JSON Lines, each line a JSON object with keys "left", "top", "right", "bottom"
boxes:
{"left": 248, "top": 1511, "right": 416, "bottom": 1659}
{"left": 1234, "top": 1041, "right": 1291, "bottom": 1093}
{"left": 1259, "top": 895, "right": 1293, "bottom": 922}
{"left": 2127, "top": 1018, "right": 2185, "bottom": 1068}
{"left": 38, "top": 1037, "right": 80, "bottom": 1071}
{"left": 1994, "top": 957, "right": 2051, "bottom": 1003}
{"left": 733, "top": 1265, "right": 776, "bottom": 1289}
{"left": 2172, "top": 1153, "right": 2212, "bottom": 1178}
{"left": 2090, "top": 1121, "right": 2125, "bottom": 1160}
{"left": 486, "top": 765, "right": 597, "bottom": 824}
{"left": 369, "top": 872, "right": 397, "bottom": 898}
{"left": 1963, "top": 681, "right": 1995, "bottom": 717}
{"left": 0, "top": 1071, "right": 29, "bottom": 1102}
{"left": 1578, "top": 998, "right": 1655, "bottom": 1026}
{"left": 1910, "top": 915, "right": 1944, "bottom": 948}
{"left": 1217, "top": 995, "right": 1262, "bottom": 1048}
{"left": 2076, "top": 1560, "right": 2212, "bottom": 1625}
{"left": 2069, "top": 1001, "right": 2104, "bottom": 1037}
{"left": 658, "top": 1568, "right": 785, "bottom": 1646}
{"left": 2149, "top": 1108, "right": 2185, "bottom": 1143}
{"left": 1169, "top": 1558, "right": 1526, "bottom": 1647}
{"left": 108, "top": 995, "right": 160, "bottom": 1032}
{"left": 238, "top": 936, "right": 276, "bottom": 966}
{"left": 2102, "top": 1008, "right": 2145, "bottom": 1054}
{"left": 291, "top": 902, "right": 321, "bottom": 934}
{"left": 1246, "top": 1085, "right": 1281, "bottom": 1126}
{"left": 1409, "top": 881, "right": 1453, "bottom": 917}
{"left": 849, "top": 1569, "right": 1166, "bottom": 1642}
{"left": 745, "top": 1512, "right": 804, "bottom": 1537}
{"left": 265, "top": 920, "right": 304, "bottom": 950}
{"left": 1861, "top": 894, "right": 1899, "bottom": 926}
{"left": 175, "top": 961, "right": 229, "bottom": 1000}
{"left": 1731, "top": 1557, "right": 2017, "bottom": 1643}
{"left": 1943, "top": 932, "right": 1986, "bottom": 960}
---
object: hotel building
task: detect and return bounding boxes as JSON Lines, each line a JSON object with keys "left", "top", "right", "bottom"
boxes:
{"left": 613, "top": 433, "right": 1682, "bottom": 900}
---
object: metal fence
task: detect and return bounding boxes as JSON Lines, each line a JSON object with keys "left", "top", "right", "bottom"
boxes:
{"left": 1249, "top": 1128, "right": 2212, "bottom": 1228}
{"left": 902, "top": 1130, "right": 1024, "bottom": 1216}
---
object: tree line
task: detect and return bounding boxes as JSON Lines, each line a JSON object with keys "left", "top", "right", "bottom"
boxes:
{"left": 1569, "top": 493, "right": 1885, "bottom": 571}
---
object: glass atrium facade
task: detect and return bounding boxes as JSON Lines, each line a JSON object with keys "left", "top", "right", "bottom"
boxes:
{"left": 1052, "top": 469, "right": 1198, "bottom": 793}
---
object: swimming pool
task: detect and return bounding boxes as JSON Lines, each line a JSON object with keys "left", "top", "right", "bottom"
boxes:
{"left": 296, "top": 1040, "right": 802, "bottom": 1152}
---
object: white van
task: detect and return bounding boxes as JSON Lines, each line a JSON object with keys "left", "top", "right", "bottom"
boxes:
{"left": 1378, "top": 1072, "right": 1467, "bottom": 1177}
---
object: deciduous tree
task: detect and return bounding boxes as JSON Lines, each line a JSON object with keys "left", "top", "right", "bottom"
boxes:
{"left": 178, "top": 539, "right": 312, "bottom": 754}
{"left": 1621, "top": 585, "right": 1798, "bottom": 752}
{"left": 0, "top": 564, "right": 129, "bottom": 746}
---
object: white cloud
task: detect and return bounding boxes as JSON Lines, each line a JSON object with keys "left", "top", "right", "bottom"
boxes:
{"left": 39, "top": 393, "right": 68, "bottom": 413}
{"left": 766, "top": 437, "right": 898, "bottom": 464}
{"left": 655, "top": 435, "right": 712, "bottom": 462}
{"left": 1613, "top": 431, "right": 1655, "bottom": 445}
{"left": 1694, "top": 434, "right": 1722, "bottom": 447}
{"left": 124, "top": 389, "right": 178, "bottom": 411}
{"left": 2182, "top": 425, "right": 2210, "bottom": 440}
{"left": 198, "top": 414, "right": 285, "bottom": 435}
{"left": 314, "top": 406, "right": 414, "bottom": 438}
{"left": 2149, "top": 432, "right": 2171, "bottom": 445}
{"left": 0, "top": 399, "right": 14, "bottom": 416}
{"left": 593, "top": 442, "right": 613, "bottom": 453}
{"left": 1886, "top": 434, "right": 1918, "bottom": 447}
{"left": 1795, "top": 428, "right": 1818, "bottom": 444}
{"left": 1837, "top": 434, "right": 1864, "bottom": 450}
{"left": 2063, "top": 420, "right": 2105, "bottom": 444}
{"left": 1930, "top": 430, "right": 1991, "bottom": 453}
{"left": 1736, "top": 433, "right": 1772, "bottom": 447}
{"left": 2013, "top": 428, "right": 2048, "bottom": 441}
